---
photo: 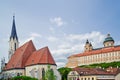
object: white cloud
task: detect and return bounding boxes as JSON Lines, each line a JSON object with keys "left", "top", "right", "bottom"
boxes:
{"left": 56, "top": 62, "right": 66, "bottom": 68}
{"left": 50, "top": 17, "right": 64, "bottom": 27}
{"left": 30, "top": 33, "right": 42, "bottom": 37}
{"left": 67, "top": 31, "right": 105, "bottom": 42}
{"left": 116, "top": 40, "right": 120, "bottom": 45}
{"left": 48, "top": 31, "right": 106, "bottom": 68}
{"left": 20, "top": 32, "right": 42, "bottom": 45}
{"left": 47, "top": 36, "right": 58, "bottom": 42}
{"left": 49, "top": 27, "right": 55, "bottom": 33}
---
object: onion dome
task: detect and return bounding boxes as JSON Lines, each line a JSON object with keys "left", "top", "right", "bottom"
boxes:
{"left": 103, "top": 34, "right": 114, "bottom": 43}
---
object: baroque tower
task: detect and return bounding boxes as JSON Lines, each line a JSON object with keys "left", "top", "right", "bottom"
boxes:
{"left": 8, "top": 16, "right": 19, "bottom": 60}
{"left": 84, "top": 39, "right": 93, "bottom": 52}
{"left": 103, "top": 34, "right": 114, "bottom": 47}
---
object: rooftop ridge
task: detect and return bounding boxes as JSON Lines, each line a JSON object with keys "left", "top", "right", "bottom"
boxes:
{"left": 68, "top": 45, "right": 120, "bottom": 58}
{"left": 5, "top": 40, "right": 36, "bottom": 70}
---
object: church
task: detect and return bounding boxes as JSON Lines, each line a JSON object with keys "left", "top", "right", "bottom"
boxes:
{"left": 66, "top": 33, "right": 120, "bottom": 68}
{"left": 0, "top": 16, "right": 61, "bottom": 80}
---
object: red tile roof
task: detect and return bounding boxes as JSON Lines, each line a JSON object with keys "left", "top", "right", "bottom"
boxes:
{"left": 69, "top": 46, "right": 120, "bottom": 58}
{"left": 25, "top": 46, "right": 56, "bottom": 66}
{"left": 5, "top": 40, "right": 36, "bottom": 70}
{"left": 73, "top": 67, "right": 120, "bottom": 75}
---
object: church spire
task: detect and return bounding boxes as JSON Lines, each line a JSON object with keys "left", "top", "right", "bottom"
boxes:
{"left": 8, "top": 15, "right": 19, "bottom": 60}
{"left": 10, "top": 15, "right": 18, "bottom": 40}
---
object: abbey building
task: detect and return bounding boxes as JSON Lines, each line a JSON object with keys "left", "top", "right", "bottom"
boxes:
{"left": 66, "top": 33, "right": 120, "bottom": 68}
{"left": 0, "top": 16, "right": 61, "bottom": 80}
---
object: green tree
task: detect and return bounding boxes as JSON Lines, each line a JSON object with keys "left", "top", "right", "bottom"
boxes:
{"left": 79, "top": 61, "right": 120, "bottom": 69}
{"left": 11, "top": 76, "right": 38, "bottom": 80}
{"left": 58, "top": 67, "right": 72, "bottom": 80}
{"left": 44, "top": 65, "right": 56, "bottom": 80}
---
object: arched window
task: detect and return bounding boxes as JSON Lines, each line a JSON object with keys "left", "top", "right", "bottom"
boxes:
{"left": 17, "top": 73, "right": 20, "bottom": 76}
{"left": 42, "top": 68, "right": 45, "bottom": 79}
{"left": 14, "top": 43, "right": 16, "bottom": 51}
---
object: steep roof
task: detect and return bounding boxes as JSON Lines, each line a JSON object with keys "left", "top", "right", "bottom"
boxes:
{"left": 5, "top": 40, "right": 36, "bottom": 70}
{"left": 69, "top": 45, "right": 120, "bottom": 58}
{"left": 10, "top": 16, "right": 18, "bottom": 40}
{"left": 25, "top": 47, "right": 56, "bottom": 66}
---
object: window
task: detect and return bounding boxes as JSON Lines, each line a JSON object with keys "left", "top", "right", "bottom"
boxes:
{"left": 15, "top": 43, "right": 16, "bottom": 51}
{"left": 17, "top": 73, "right": 20, "bottom": 76}
{"left": 92, "top": 77, "right": 94, "bottom": 80}
{"left": 42, "top": 68, "right": 45, "bottom": 79}
{"left": 81, "top": 78, "right": 83, "bottom": 80}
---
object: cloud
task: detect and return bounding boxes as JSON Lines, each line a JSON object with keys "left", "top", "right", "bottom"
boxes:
{"left": 116, "top": 40, "right": 120, "bottom": 45}
{"left": 30, "top": 33, "right": 42, "bottom": 37}
{"left": 48, "top": 31, "right": 106, "bottom": 68}
{"left": 50, "top": 17, "right": 64, "bottom": 27}
{"left": 47, "top": 36, "right": 58, "bottom": 42}
{"left": 49, "top": 27, "right": 55, "bottom": 33}
{"left": 20, "top": 32, "right": 42, "bottom": 45}
{"left": 67, "top": 31, "right": 105, "bottom": 42}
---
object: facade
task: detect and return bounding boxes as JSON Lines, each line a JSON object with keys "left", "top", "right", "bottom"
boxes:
{"left": 68, "top": 67, "right": 120, "bottom": 80}
{"left": 0, "top": 16, "right": 61, "bottom": 80}
{"left": 66, "top": 34, "right": 120, "bottom": 68}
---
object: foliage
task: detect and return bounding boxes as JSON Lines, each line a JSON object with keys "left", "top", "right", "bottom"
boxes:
{"left": 11, "top": 76, "right": 38, "bottom": 80}
{"left": 79, "top": 61, "right": 120, "bottom": 69}
{"left": 58, "top": 67, "right": 72, "bottom": 80}
{"left": 44, "top": 65, "right": 56, "bottom": 80}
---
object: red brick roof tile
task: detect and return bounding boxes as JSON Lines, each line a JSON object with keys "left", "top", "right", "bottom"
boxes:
{"left": 73, "top": 67, "right": 120, "bottom": 75}
{"left": 5, "top": 40, "right": 36, "bottom": 70}
{"left": 25, "top": 46, "right": 56, "bottom": 66}
{"left": 69, "top": 46, "right": 120, "bottom": 58}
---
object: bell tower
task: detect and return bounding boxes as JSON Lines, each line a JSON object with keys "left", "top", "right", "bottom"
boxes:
{"left": 8, "top": 16, "right": 19, "bottom": 60}
{"left": 84, "top": 39, "right": 93, "bottom": 52}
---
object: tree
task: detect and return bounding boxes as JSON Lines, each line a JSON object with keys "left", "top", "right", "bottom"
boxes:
{"left": 11, "top": 76, "right": 38, "bottom": 80}
{"left": 58, "top": 67, "right": 72, "bottom": 80}
{"left": 44, "top": 65, "right": 56, "bottom": 80}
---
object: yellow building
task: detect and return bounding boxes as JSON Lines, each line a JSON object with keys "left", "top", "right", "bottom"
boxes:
{"left": 68, "top": 67, "right": 120, "bottom": 80}
{"left": 66, "top": 34, "right": 120, "bottom": 68}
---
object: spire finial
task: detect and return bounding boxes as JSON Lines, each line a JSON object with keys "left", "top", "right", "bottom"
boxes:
{"left": 86, "top": 39, "right": 89, "bottom": 44}
{"left": 107, "top": 33, "right": 110, "bottom": 37}
{"left": 13, "top": 13, "right": 15, "bottom": 19}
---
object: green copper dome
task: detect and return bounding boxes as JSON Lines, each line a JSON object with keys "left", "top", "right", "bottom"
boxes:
{"left": 103, "top": 34, "right": 114, "bottom": 43}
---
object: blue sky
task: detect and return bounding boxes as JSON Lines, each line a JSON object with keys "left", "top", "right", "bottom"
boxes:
{"left": 0, "top": 0, "right": 120, "bottom": 69}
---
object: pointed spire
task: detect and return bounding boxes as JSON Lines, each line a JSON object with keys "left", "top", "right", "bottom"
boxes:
{"left": 10, "top": 15, "right": 18, "bottom": 40}
{"left": 90, "top": 42, "right": 92, "bottom": 46}
{"left": 86, "top": 39, "right": 89, "bottom": 44}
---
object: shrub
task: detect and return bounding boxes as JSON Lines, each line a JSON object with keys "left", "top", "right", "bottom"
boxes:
{"left": 11, "top": 76, "right": 38, "bottom": 80}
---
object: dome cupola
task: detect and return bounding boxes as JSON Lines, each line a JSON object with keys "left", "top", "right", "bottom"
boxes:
{"left": 103, "top": 34, "right": 114, "bottom": 47}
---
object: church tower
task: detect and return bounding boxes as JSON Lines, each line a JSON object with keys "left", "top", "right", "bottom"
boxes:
{"left": 8, "top": 16, "right": 19, "bottom": 60}
{"left": 84, "top": 39, "right": 93, "bottom": 52}
{"left": 103, "top": 34, "right": 114, "bottom": 47}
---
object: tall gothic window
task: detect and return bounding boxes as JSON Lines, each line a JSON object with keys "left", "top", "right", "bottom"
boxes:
{"left": 15, "top": 43, "right": 16, "bottom": 51}
{"left": 42, "top": 68, "right": 45, "bottom": 79}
